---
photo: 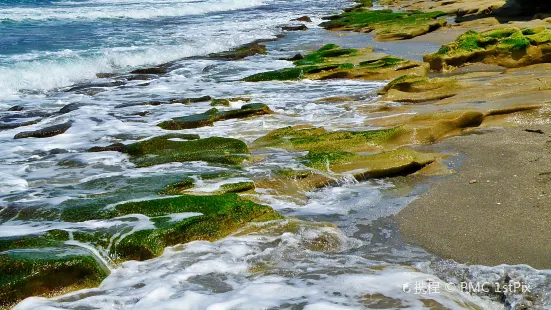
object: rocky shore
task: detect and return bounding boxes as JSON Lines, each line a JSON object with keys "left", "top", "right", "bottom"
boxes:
{"left": 4, "top": 0, "right": 551, "bottom": 308}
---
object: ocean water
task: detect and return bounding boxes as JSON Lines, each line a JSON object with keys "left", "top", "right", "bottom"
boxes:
{"left": 1, "top": 0, "right": 550, "bottom": 309}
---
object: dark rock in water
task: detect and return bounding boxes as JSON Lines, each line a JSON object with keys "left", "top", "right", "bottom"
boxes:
{"left": 208, "top": 42, "right": 267, "bottom": 60}
{"left": 96, "top": 72, "right": 118, "bottom": 78}
{"left": 7, "top": 105, "right": 24, "bottom": 112}
{"left": 124, "top": 135, "right": 247, "bottom": 167}
{"left": 58, "top": 102, "right": 89, "bottom": 114}
{"left": 130, "top": 65, "right": 169, "bottom": 75}
{"left": 131, "top": 111, "right": 150, "bottom": 117}
{"left": 0, "top": 246, "right": 109, "bottom": 307}
{"left": 293, "top": 16, "right": 312, "bottom": 22}
{"left": 158, "top": 103, "right": 273, "bottom": 130}
{"left": 0, "top": 110, "right": 52, "bottom": 130}
{"left": 87, "top": 143, "right": 127, "bottom": 153}
{"left": 282, "top": 24, "right": 308, "bottom": 31}
{"left": 64, "top": 81, "right": 125, "bottom": 93}
{"left": 288, "top": 53, "right": 304, "bottom": 61}
{"left": 171, "top": 95, "right": 213, "bottom": 104}
{"left": 125, "top": 74, "right": 156, "bottom": 81}
{"left": 14, "top": 121, "right": 73, "bottom": 139}
{"left": 0, "top": 120, "right": 40, "bottom": 131}
{"left": 48, "top": 148, "right": 69, "bottom": 155}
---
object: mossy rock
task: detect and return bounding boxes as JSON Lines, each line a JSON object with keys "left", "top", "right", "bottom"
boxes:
{"left": 0, "top": 247, "right": 109, "bottom": 308}
{"left": 302, "top": 148, "right": 437, "bottom": 180}
{"left": 250, "top": 125, "right": 399, "bottom": 153}
{"left": 217, "top": 181, "right": 255, "bottom": 194}
{"left": 424, "top": 27, "right": 551, "bottom": 71}
{"left": 0, "top": 230, "right": 69, "bottom": 253}
{"left": 319, "top": 9, "right": 447, "bottom": 41}
{"left": 60, "top": 195, "right": 281, "bottom": 261}
{"left": 210, "top": 99, "right": 231, "bottom": 106}
{"left": 208, "top": 42, "right": 267, "bottom": 60}
{"left": 124, "top": 135, "right": 249, "bottom": 167}
{"left": 158, "top": 177, "right": 196, "bottom": 195}
{"left": 379, "top": 75, "right": 462, "bottom": 102}
{"left": 243, "top": 44, "right": 426, "bottom": 82}
{"left": 158, "top": 103, "right": 273, "bottom": 130}
{"left": 253, "top": 169, "right": 333, "bottom": 200}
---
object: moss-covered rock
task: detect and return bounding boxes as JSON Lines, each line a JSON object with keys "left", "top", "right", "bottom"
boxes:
{"left": 0, "top": 247, "right": 109, "bottom": 308}
{"left": 302, "top": 148, "right": 437, "bottom": 180}
{"left": 424, "top": 27, "right": 551, "bottom": 71}
{"left": 253, "top": 169, "right": 333, "bottom": 200}
{"left": 379, "top": 75, "right": 462, "bottom": 102}
{"left": 124, "top": 135, "right": 249, "bottom": 167}
{"left": 210, "top": 99, "right": 231, "bottom": 107}
{"left": 14, "top": 121, "right": 73, "bottom": 139}
{"left": 217, "top": 181, "right": 255, "bottom": 194}
{"left": 250, "top": 125, "right": 399, "bottom": 153}
{"left": 158, "top": 177, "right": 196, "bottom": 195}
{"left": 243, "top": 44, "right": 427, "bottom": 82}
{"left": 208, "top": 41, "right": 267, "bottom": 60}
{"left": 0, "top": 230, "right": 69, "bottom": 253}
{"left": 320, "top": 8, "right": 447, "bottom": 41}
{"left": 158, "top": 103, "right": 273, "bottom": 130}
{"left": 61, "top": 195, "right": 281, "bottom": 261}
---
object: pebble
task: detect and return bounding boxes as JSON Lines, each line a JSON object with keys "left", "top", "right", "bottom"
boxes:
{"left": 469, "top": 179, "right": 477, "bottom": 184}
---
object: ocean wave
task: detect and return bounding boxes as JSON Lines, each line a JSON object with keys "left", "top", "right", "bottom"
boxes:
{"left": 0, "top": 0, "right": 265, "bottom": 21}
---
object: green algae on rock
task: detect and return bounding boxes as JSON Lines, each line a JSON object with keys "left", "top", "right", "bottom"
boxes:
{"left": 243, "top": 44, "right": 427, "bottom": 82}
{"left": 158, "top": 103, "right": 272, "bottom": 130}
{"left": 61, "top": 194, "right": 282, "bottom": 261}
{"left": 320, "top": 8, "right": 447, "bottom": 41}
{"left": 378, "top": 75, "right": 462, "bottom": 102}
{"left": 250, "top": 125, "right": 399, "bottom": 153}
{"left": 124, "top": 135, "right": 249, "bottom": 167}
{"left": 424, "top": 27, "right": 551, "bottom": 71}
{"left": 217, "top": 181, "right": 255, "bottom": 194}
{"left": 301, "top": 148, "right": 437, "bottom": 180}
{"left": 0, "top": 230, "right": 69, "bottom": 253}
{"left": 207, "top": 41, "right": 267, "bottom": 60}
{"left": 0, "top": 246, "right": 109, "bottom": 308}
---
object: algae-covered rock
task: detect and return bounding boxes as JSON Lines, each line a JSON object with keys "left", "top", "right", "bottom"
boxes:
{"left": 0, "top": 230, "right": 69, "bottom": 253}
{"left": 424, "top": 27, "right": 551, "bottom": 71}
{"left": 158, "top": 177, "right": 196, "bottom": 195}
{"left": 320, "top": 8, "right": 447, "bottom": 41}
{"left": 210, "top": 99, "right": 231, "bottom": 106}
{"left": 61, "top": 195, "right": 281, "bottom": 261}
{"left": 253, "top": 169, "right": 333, "bottom": 199}
{"left": 218, "top": 181, "right": 255, "bottom": 194}
{"left": 250, "top": 125, "right": 399, "bottom": 153}
{"left": 302, "top": 148, "right": 437, "bottom": 180}
{"left": 158, "top": 103, "right": 273, "bottom": 130}
{"left": 243, "top": 44, "right": 427, "bottom": 82}
{"left": 0, "top": 247, "right": 109, "bottom": 308}
{"left": 208, "top": 41, "right": 268, "bottom": 60}
{"left": 124, "top": 135, "right": 249, "bottom": 167}
{"left": 379, "top": 75, "right": 462, "bottom": 102}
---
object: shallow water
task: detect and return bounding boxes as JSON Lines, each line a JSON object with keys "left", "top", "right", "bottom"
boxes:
{"left": 1, "top": 0, "right": 550, "bottom": 309}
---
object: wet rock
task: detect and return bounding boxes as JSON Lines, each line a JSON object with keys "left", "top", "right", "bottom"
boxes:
{"left": 14, "top": 121, "right": 73, "bottom": 139}
{"left": 208, "top": 42, "right": 267, "bottom": 60}
{"left": 48, "top": 148, "right": 69, "bottom": 155}
{"left": 378, "top": 75, "right": 462, "bottom": 103}
{"left": 131, "top": 111, "right": 150, "bottom": 117}
{"left": 87, "top": 143, "right": 127, "bottom": 153}
{"left": 279, "top": 53, "right": 304, "bottom": 61}
{"left": 302, "top": 148, "right": 438, "bottom": 180}
{"left": 115, "top": 95, "right": 213, "bottom": 108}
{"left": 217, "top": 181, "right": 255, "bottom": 194}
{"left": 254, "top": 169, "right": 332, "bottom": 200}
{"left": 125, "top": 74, "right": 156, "bottom": 81}
{"left": 243, "top": 44, "right": 427, "bottom": 82}
{"left": 58, "top": 102, "right": 89, "bottom": 114}
{"left": 158, "top": 177, "right": 196, "bottom": 195}
{"left": 424, "top": 27, "right": 551, "bottom": 71}
{"left": 130, "top": 64, "right": 169, "bottom": 75}
{"left": 319, "top": 9, "right": 447, "bottom": 41}
{"left": 293, "top": 16, "right": 312, "bottom": 22}
{"left": 7, "top": 105, "right": 24, "bottom": 112}
{"left": 158, "top": 103, "right": 272, "bottom": 130}
{"left": 250, "top": 125, "right": 398, "bottom": 153}
{"left": 123, "top": 135, "right": 248, "bottom": 167}
{"left": 0, "top": 246, "right": 109, "bottom": 307}
{"left": 281, "top": 24, "right": 308, "bottom": 31}
{"left": 60, "top": 195, "right": 282, "bottom": 261}
{"left": 0, "top": 119, "right": 40, "bottom": 130}
{"left": 64, "top": 81, "right": 125, "bottom": 93}
{"left": 96, "top": 72, "right": 118, "bottom": 78}
{"left": 210, "top": 98, "right": 231, "bottom": 106}
{"left": 169, "top": 95, "right": 213, "bottom": 104}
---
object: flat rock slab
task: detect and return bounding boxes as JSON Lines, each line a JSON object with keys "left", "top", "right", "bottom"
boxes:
{"left": 14, "top": 121, "right": 73, "bottom": 139}
{"left": 398, "top": 125, "right": 551, "bottom": 269}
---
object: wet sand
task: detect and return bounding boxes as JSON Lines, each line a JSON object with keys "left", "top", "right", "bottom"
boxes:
{"left": 398, "top": 125, "right": 551, "bottom": 269}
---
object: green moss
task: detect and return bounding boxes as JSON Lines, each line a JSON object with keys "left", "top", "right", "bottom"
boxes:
{"left": 210, "top": 99, "right": 231, "bottom": 107}
{"left": 158, "top": 103, "right": 272, "bottom": 130}
{"left": 105, "top": 195, "right": 281, "bottom": 260}
{"left": 0, "top": 230, "right": 69, "bottom": 253}
{"left": 158, "top": 177, "right": 196, "bottom": 195}
{"left": 320, "top": 9, "right": 446, "bottom": 40}
{"left": 360, "top": 56, "right": 404, "bottom": 68}
{"left": 218, "top": 181, "right": 255, "bottom": 193}
{"left": 242, "top": 68, "right": 305, "bottom": 82}
{"left": 124, "top": 136, "right": 249, "bottom": 167}
{"left": 294, "top": 45, "right": 358, "bottom": 66}
{"left": 302, "top": 151, "right": 357, "bottom": 171}
{"left": 0, "top": 247, "right": 109, "bottom": 307}
{"left": 251, "top": 126, "right": 399, "bottom": 152}
{"left": 425, "top": 27, "right": 551, "bottom": 70}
